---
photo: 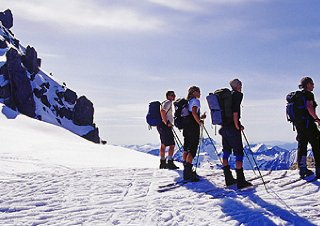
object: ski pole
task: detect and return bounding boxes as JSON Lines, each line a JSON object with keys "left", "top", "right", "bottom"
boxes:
{"left": 194, "top": 125, "right": 204, "bottom": 173}
{"left": 173, "top": 132, "right": 183, "bottom": 155}
{"left": 242, "top": 131, "right": 268, "bottom": 192}
{"left": 203, "top": 126, "right": 223, "bottom": 165}
{"left": 172, "top": 127, "right": 184, "bottom": 152}
{"left": 243, "top": 145, "right": 257, "bottom": 175}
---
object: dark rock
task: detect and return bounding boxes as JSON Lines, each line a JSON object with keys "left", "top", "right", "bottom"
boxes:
{"left": 64, "top": 88, "right": 77, "bottom": 105}
{"left": 0, "top": 83, "right": 11, "bottom": 99}
{"left": 5, "top": 48, "right": 35, "bottom": 117}
{"left": 33, "top": 87, "right": 46, "bottom": 98}
{"left": 13, "top": 39, "right": 19, "bottom": 49}
{"left": 40, "top": 95, "right": 51, "bottom": 108}
{"left": 73, "top": 96, "right": 94, "bottom": 126}
{"left": 0, "top": 39, "right": 7, "bottom": 49}
{"left": 0, "top": 9, "right": 13, "bottom": 29}
{"left": 21, "top": 45, "right": 41, "bottom": 74}
{"left": 82, "top": 127, "right": 100, "bottom": 143}
{"left": 101, "top": 140, "right": 107, "bottom": 145}
{"left": 41, "top": 82, "right": 49, "bottom": 89}
{"left": 57, "top": 107, "right": 73, "bottom": 120}
{"left": 56, "top": 91, "right": 64, "bottom": 99}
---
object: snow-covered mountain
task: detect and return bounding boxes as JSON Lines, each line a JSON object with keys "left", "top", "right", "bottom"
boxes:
{"left": 0, "top": 9, "right": 101, "bottom": 143}
{"left": 124, "top": 138, "right": 298, "bottom": 171}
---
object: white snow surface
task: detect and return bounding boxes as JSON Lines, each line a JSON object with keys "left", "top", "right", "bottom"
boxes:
{"left": 0, "top": 105, "right": 319, "bottom": 225}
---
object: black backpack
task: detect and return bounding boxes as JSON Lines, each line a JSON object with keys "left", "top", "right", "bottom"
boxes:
{"left": 207, "top": 88, "right": 233, "bottom": 125}
{"left": 173, "top": 98, "right": 190, "bottom": 130}
{"left": 286, "top": 91, "right": 308, "bottom": 128}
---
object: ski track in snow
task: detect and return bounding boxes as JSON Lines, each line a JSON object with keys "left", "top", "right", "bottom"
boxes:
{"left": 0, "top": 162, "right": 319, "bottom": 226}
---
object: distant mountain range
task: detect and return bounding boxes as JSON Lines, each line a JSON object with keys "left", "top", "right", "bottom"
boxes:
{"left": 124, "top": 138, "right": 302, "bottom": 170}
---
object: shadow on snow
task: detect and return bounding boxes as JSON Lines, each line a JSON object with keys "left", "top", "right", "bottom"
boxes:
{"left": 173, "top": 171, "right": 317, "bottom": 226}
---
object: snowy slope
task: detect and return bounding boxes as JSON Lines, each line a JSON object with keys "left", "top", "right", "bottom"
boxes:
{"left": 1, "top": 104, "right": 320, "bottom": 225}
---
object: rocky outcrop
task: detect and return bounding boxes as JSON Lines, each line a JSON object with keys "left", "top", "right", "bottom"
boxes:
{"left": 0, "top": 9, "right": 102, "bottom": 143}
{"left": 4, "top": 48, "right": 36, "bottom": 118}
{"left": 0, "top": 9, "right": 13, "bottom": 29}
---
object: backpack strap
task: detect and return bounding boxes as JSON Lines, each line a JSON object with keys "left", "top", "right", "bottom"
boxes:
{"left": 161, "top": 100, "right": 172, "bottom": 115}
{"left": 161, "top": 100, "right": 172, "bottom": 125}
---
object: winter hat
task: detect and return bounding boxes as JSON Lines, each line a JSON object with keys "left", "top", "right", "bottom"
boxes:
{"left": 229, "top": 79, "right": 242, "bottom": 90}
{"left": 299, "top": 77, "right": 313, "bottom": 89}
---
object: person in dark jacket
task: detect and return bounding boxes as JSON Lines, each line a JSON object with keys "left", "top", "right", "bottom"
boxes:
{"left": 295, "top": 77, "right": 320, "bottom": 178}
{"left": 219, "top": 79, "right": 252, "bottom": 189}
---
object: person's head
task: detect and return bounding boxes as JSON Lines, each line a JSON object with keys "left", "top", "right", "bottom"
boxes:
{"left": 166, "top": 90, "right": 176, "bottom": 101}
{"left": 187, "top": 86, "right": 201, "bottom": 100}
{"left": 229, "top": 78, "right": 242, "bottom": 92}
{"left": 299, "top": 76, "right": 314, "bottom": 91}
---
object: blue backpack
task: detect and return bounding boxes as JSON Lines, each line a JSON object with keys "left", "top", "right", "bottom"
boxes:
{"left": 286, "top": 91, "right": 309, "bottom": 128}
{"left": 206, "top": 88, "right": 233, "bottom": 125}
{"left": 146, "top": 101, "right": 162, "bottom": 127}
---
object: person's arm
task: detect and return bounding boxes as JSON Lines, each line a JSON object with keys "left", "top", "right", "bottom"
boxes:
{"left": 306, "top": 100, "right": 320, "bottom": 125}
{"left": 232, "top": 92, "right": 243, "bottom": 130}
{"left": 160, "top": 109, "right": 167, "bottom": 124}
{"left": 233, "top": 112, "right": 240, "bottom": 130}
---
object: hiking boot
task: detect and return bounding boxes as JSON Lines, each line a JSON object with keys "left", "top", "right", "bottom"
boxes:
{"left": 223, "top": 165, "right": 237, "bottom": 187}
{"left": 183, "top": 163, "right": 199, "bottom": 182}
{"left": 189, "top": 170, "right": 200, "bottom": 182}
{"left": 316, "top": 168, "right": 320, "bottom": 179}
{"left": 167, "top": 159, "right": 179, "bottom": 170}
{"left": 299, "top": 167, "right": 314, "bottom": 179}
{"left": 159, "top": 159, "right": 167, "bottom": 169}
{"left": 236, "top": 168, "right": 253, "bottom": 189}
{"left": 183, "top": 163, "right": 192, "bottom": 180}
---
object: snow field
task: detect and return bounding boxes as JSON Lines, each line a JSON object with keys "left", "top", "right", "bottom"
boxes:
{"left": 0, "top": 105, "right": 320, "bottom": 225}
{"left": 1, "top": 166, "right": 320, "bottom": 225}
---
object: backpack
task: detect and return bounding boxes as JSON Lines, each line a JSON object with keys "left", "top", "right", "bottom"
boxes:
{"left": 173, "top": 98, "right": 190, "bottom": 130}
{"left": 146, "top": 101, "right": 162, "bottom": 127}
{"left": 206, "top": 88, "right": 233, "bottom": 125}
{"left": 286, "top": 91, "right": 308, "bottom": 127}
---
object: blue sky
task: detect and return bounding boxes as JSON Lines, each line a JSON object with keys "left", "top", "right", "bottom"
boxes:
{"left": 1, "top": 0, "right": 320, "bottom": 145}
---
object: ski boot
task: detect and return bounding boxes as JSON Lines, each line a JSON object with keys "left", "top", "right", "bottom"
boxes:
{"left": 223, "top": 165, "right": 237, "bottom": 187}
{"left": 299, "top": 166, "right": 314, "bottom": 179}
{"left": 159, "top": 159, "right": 167, "bottom": 169}
{"left": 167, "top": 159, "right": 179, "bottom": 170}
{"left": 183, "top": 163, "right": 199, "bottom": 182}
{"left": 236, "top": 168, "right": 253, "bottom": 189}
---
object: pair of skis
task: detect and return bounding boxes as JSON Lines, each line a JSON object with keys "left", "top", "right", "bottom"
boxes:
{"left": 157, "top": 170, "right": 319, "bottom": 198}
{"left": 157, "top": 170, "right": 272, "bottom": 193}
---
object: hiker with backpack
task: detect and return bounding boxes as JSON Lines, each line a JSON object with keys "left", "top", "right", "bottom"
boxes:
{"left": 156, "top": 91, "right": 179, "bottom": 170}
{"left": 287, "top": 77, "right": 320, "bottom": 179}
{"left": 182, "top": 86, "right": 206, "bottom": 182}
{"left": 218, "top": 79, "right": 252, "bottom": 189}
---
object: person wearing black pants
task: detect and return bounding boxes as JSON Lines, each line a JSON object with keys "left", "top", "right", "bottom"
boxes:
{"left": 295, "top": 77, "right": 320, "bottom": 179}
{"left": 183, "top": 86, "right": 206, "bottom": 182}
